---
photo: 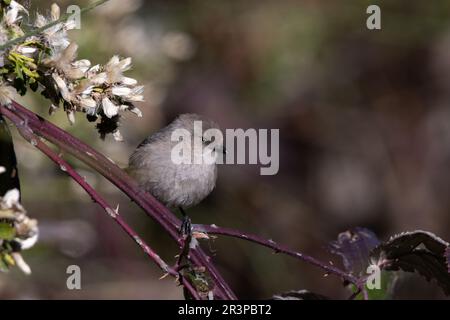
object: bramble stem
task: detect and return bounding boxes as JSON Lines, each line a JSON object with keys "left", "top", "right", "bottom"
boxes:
{"left": 0, "top": 105, "right": 201, "bottom": 300}
{"left": 1, "top": 100, "right": 360, "bottom": 299}
{"left": 3, "top": 101, "right": 235, "bottom": 300}
{"left": 193, "top": 224, "right": 358, "bottom": 285}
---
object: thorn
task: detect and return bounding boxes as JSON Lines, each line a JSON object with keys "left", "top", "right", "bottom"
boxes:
{"left": 159, "top": 273, "right": 170, "bottom": 280}
{"left": 192, "top": 231, "right": 209, "bottom": 240}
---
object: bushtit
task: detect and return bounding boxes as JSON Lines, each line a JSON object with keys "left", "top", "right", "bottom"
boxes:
{"left": 128, "top": 114, "right": 224, "bottom": 231}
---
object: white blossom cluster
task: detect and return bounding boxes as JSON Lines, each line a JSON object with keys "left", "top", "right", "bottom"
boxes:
{"left": 0, "top": 184, "right": 39, "bottom": 275}
{"left": 0, "top": 1, "right": 144, "bottom": 140}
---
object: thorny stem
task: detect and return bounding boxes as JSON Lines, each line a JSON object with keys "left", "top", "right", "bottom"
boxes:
{"left": 1, "top": 100, "right": 361, "bottom": 298}
{"left": 193, "top": 224, "right": 359, "bottom": 285}
{"left": 347, "top": 288, "right": 361, "bottom": 300}
{"left": 3, "top": 101, "right": 235, "bottom": 300}
{"left": 0, "top": 106, "right": 201, "bottom": 300}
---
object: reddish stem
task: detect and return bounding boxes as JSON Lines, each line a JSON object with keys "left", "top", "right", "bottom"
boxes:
{"left": 194, "top": 224, "right": 359, "bottom": 285}
{"left": 4, "top": 101, "right": 235, "bottom": 300}
{"left": 1, "top": 106, "right": 201, "bottom": 299}
{"left": 2, "top": 101, "right": 360, "bottom": 298}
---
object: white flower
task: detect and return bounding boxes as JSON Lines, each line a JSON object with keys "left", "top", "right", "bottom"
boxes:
{"left": 72, "top": 59, "right": 91, "bottom": 73}
{"left": 4, "top": 0, "right": 28, "bottom": 26}
{"left": 125, "top": 85, "right": 144, "bottom": 102}
{"left": 113, "top": 130, "right": 123, "bottom": 142}
{"left": 52, "top": 73, "right": 71, "bottom": 101}
{"left": 87, "top": 64, "right": 101, "bottom": 75}
{"left": 122, "top": 77, "right": 138, "bottom": 85}
{"left": 104, "top": 56, "right": 132, "bottom": 83}
{"left": 111, "top": 86, "right": 132, "bottom": 96}
{"left": 34, "top": 13, "right": 47, "bottom": 28}
{"left": 50, "top": 3, "right": 60, "bottom": 21}
{"left": 0, "top": 166, "right": 5, "bottom": 174}
{"left": 130, "top": 107, "right": 143, "bottom": 117}
{"left": 90, "top": 72, "right": 107, "bottom": 85}
{"left": 0, "top": 83, "right": 16, "bottom": 105}
{"left": 16, "top": 232, "right": 38, "bottom": 250}
{"left": 49, "top": 104, "right": 58, "bottom": 115}
{"left": 102, "top": 97, "right": 119, "bottom": 118}
{"left": 11, "top": 252, "right": 31, "bottom": 275}
{"left": 79, "top": 97, "right": 97, "bottom": 109}
{"left": 17, "top": 46, "right": 37, "bottom": 55}
{"left": 46, "top": 43, "right": 86, "bottom": 80}
{"left": 0, "top": 189, "right": 38, "bottom": 275}
{"left": 3, "top": 188, "right": 20, "bottom": 208}
{"left": 67, "top": 110, "right": 76, "bottom": 125}
{"left": 80, "top": 85, "right": 94, "bottom": 96}
{"left": 35, "top": 4, "right": 76, "bottom": 51}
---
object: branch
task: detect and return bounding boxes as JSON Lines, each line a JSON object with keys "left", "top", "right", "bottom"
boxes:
{"left": 0, "top": 105, "right": 201, "bottom": 300}
{"left": 3, "top": 101, "right": 361, "bottom": 297}
{"left": 3, "top": 101, "right": 236, "bottom": 300}
{"left": 193, "top": 224, "right": 359, "bottom": 285}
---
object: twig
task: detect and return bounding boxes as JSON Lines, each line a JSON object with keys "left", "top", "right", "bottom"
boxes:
{"left": 193, "top": 224, "right": 359, "bottom": 285}
{"left": 3, "top": 101, "right": 360, "bottom": 297}
{"left": 347, "top": 288, "right": 361, "bottom": 300}
{"left": 3, "top": 101, "right": 235, "bottom": 300}
{"left": 0, "top": 105, "right": 201, "bottom": 300}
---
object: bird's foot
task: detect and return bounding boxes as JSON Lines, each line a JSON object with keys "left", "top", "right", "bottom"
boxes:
{"left": 179, "top": 214, "right": 192, "bottom": 238}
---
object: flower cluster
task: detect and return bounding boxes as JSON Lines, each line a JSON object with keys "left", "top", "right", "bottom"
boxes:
{"left": 0, "top": 1, "right": 144, "bottom": 140}
{"left": 0, "top": 187, "right": 39, "bottom": 274}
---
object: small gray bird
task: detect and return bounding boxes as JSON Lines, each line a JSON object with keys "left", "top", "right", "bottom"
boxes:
{"left": 128, "top": 114, "right": 224, "bottom": 230}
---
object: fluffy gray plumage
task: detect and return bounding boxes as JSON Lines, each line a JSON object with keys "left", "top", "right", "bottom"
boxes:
{"left": 129, "top": 114, "right": 223, "bottom": 209}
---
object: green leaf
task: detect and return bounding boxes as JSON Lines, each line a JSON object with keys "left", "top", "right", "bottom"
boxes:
{"left": 0, "top": 257, "right": 9, "bottom": 273}
{"left": 0, "top": 222, "right": 15, "bottom": 240}
{"left": 22, "top": 66, "right": 39, "bottom": 79}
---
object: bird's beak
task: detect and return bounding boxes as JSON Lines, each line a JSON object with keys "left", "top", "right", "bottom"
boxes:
{"left": 213, "top": 145, "right": 226, "bottom": 155}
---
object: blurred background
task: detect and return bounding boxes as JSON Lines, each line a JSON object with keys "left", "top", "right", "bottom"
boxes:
{"left": 1, "top": 0, "right": 450, "bottom": 299}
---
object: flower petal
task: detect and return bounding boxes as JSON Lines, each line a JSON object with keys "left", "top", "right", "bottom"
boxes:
{"left": 112, "top": 86, "right": 132, "bottom": 96}
{"left": 3, "top": 188, "right": 20, "bottom": 207}
{"left": 67, "top": 110, "right": 76, "bottom": 125}
{"left": 11, "top": 252, "right": 31, "bottom": 275}
{"left": 122, "top": 77, "right": 138, "bottom": 86}
{"left": 102, "top": 97, "right": 119, "bottom": 118}
{"left": 130, "top": 107, "right": 143, "bottom": 117}
{"left": 113, "top": 130, "right": 123, "bottom": 142}
{"left": 52, "top": 73, "right": 71, "bottom": 101}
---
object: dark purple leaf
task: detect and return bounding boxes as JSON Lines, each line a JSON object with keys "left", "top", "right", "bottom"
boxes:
{"left": 371, "top": 230, "right": 450, "bottom": 295}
